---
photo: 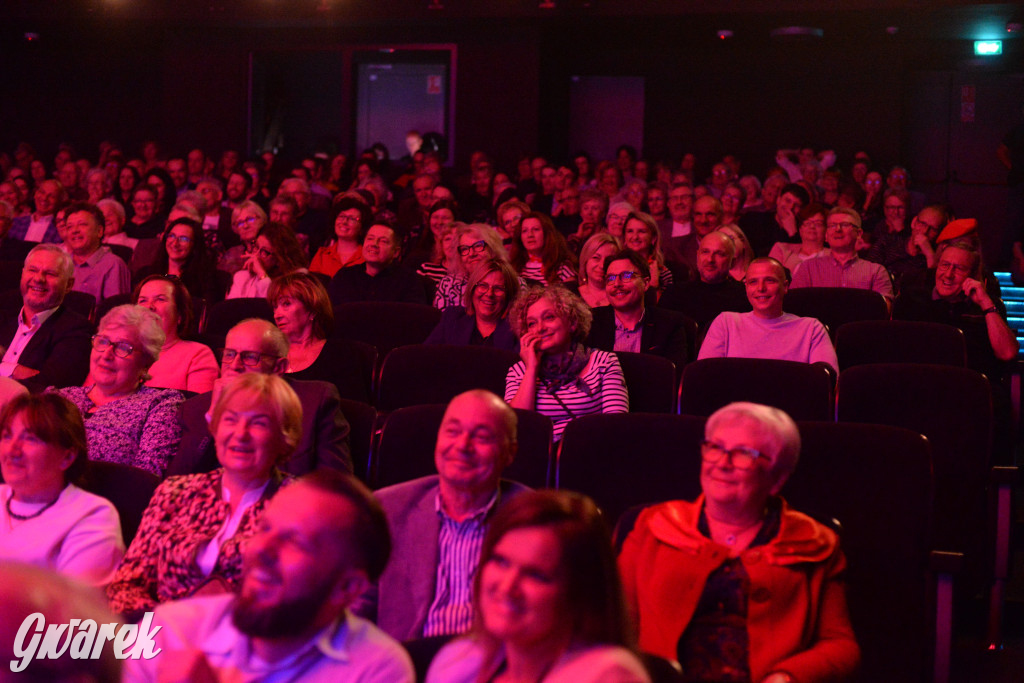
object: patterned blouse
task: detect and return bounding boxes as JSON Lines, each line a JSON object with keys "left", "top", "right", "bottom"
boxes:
{"left": 106, "top": 469, "right": 291, "bottom": 618}
{"left": 434, "top": 274, "right": 468, "bottom": 310}
{"left": 504, "top": 349, "right": 629, "bottom": 441}
{"left": 55, "top": 385, "right": 184, "bottom": 477}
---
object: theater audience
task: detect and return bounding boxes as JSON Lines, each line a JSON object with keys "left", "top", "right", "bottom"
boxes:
{"left": 54, "top": 305, "right": 183, "bottom": 476}
{"left": 134, "top": 217, "right": 221, "bottom": 303}
{"left": 586, "top": 250, "right": 689, "bottom": 372}
{"left": 740, "top": 182, "right": 809, "bottom": 257}
{"left": 124, "top": 470, "right": 415, "bottom": 682}
{"left": 355, "top": 390, "right": 529, "bottom": 641}
{"left": 425, "top": 258, "right": 520, "bottom": 351}
{"left": 619, "top": 402, "right": 860, "bottom": 683}
{"left": 495, "top": 197, "right": 528, "bottom": 246}
{"left": 0, "top": 244, "right": 92, "bottom": 390}
{"left": 134, "top": 274, "right": 218, "bottom": 394}
{"left": 769, "top": 202, "right": 829, "bottom": 275}
{"left": 107, "top": 373, "right": 299, "bottom": 621}
{"left": 328, "top": 223, "right": 426, "bottom": 305}
{"left": 513, "top": 212, "right": 577, "bottom": 286}
{"left": 664, "top": 194, "right": 723, "bottom": 276}
{"left": 700, "top": 258, "right": 838, "bottom": 373}
{"left": 605, "top": 201, "right": 632, "bottom": 241}
{"left": 435, "top": 223, "right": 508, "bottom": 309}
{"left": 219, "top": 200, "right": 267, "bottom": 274}
{"left": 226, "top": 221, "right": 308, "bottom": 300}
{"left": 660, "top": 231, "right": 752, "bottom": 329}
{"left": 64, "top": 202, "right": 130, "bottom": 307}
{"left": 270, "top": 272, "right": 371, "bottom": 402}
{"left": 407, "top": 199, "right": 458, "bottom": 280}
{"left": 427, "top": 489, "right": 650, "bottom": 683}
{"left": 310, "top": 195, "right": 371, "bottom": 278}
{"left": 573, "top": 232, "right": 621, "bottom": 308}
{"left": 0, "top": 393, "right": 124, "bottom": 586}
{"left": 505, "top": 286, "right": 628, "bottom": 441}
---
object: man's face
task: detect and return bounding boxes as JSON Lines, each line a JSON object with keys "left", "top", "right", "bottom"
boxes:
{"left": 692, "top": 197, "right": 722, "bottom": 237}
{"left": 711, "top": 163, "right": 730, "bottom": 189}
{"left": 605, "top": 258, "right": 648, "bottom": 311}
{"left": 187, "top": 149, "right": 205, "bottom": 176}
{"left": 269, "top": 201, "right": 296, "bottom": 227}
{"left": 34, "top": 182, "right": 60, "bottom": 216}
{"left": 558, "top": 188, "right": 580, "bottom": 216}
{"left": 167, "top": 159, "right": 187, "bottom": 188}
{"left": 745, "top": 261, "right": 787, "bottom": 318}
{"left": 556, "top": 166, "right": 575, "bottom": 190}
{"left": 226, "top": 173, "right": 248, "bottom": 202}
{"left": 363, "top": 225, "right": 398, "bottom": 267}
{"left": 776, "top": 192, "right": 803, "bottom": 222}
{"left": 64, "top": 211, "right": 103, "bottom": 257}
{"left": 221, "top": 322, "right": 285, "bottom": 379}
{"left": 21, "top": 250, "right": 71, "bottom": 313}
{"left": 278, "top": 181, "right": 310, "bottom": 214}
{"left": 234, "top": 483, "right": 365, "bottom": 639}
{"left": 934, "top": 247, "right": 975, "bottom": 299}
{"left": 435, "top": 393, "right": 514, "bottom": 497}
{"left": 57, "top": 163, "right": 79, "bottom": 191}
{"left": 540, "top": 167, "right": 558, "bottom": 195}
{"left": 912, "top": 208, "right": 943, "bottom": 243}
{"left": 668, "top": 186, "right": 694, "bottom": 222}
{"left": 197, "top": 182, "right": 222, "bottom": 214}
{"left": 697, "top": 233, "right": 733, "bottom": 284}
{"left": 531, "top": 157, "right": 547, "bottom": 179}
{"left": 825, "top": 214, "right": 861, "bottom": 252}
{"left": 647, "top": 188, "right": 666, "bottom": 217}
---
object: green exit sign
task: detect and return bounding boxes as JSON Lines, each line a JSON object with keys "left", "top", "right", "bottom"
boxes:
{"left": 974, "top": 40, "right": 1003, "bottom": 56}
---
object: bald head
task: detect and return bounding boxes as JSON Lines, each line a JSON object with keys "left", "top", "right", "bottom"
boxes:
{"left": 435, "top": 390, "right": 518, "bottom": 499}
{"left": 221, "top": 318, "right": 290, "bottom": 379}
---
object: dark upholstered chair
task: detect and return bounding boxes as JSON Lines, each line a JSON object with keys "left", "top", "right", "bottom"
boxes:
{"left": 835, "top": 320, "right": 967, "bottom": 370}
{"left": 80, "top": 461, "right": 161, "bottom": 547}
{"left": 785, "top": 286, "right": 890, "bottom": 339}
{"left": 337, "top": 398, "right": 378, "bottom": 484}
{"left": 199, "top": 297, "right": 274, "bottom": 336}
{"left": 615, "top": 351, "right": 678, "bottom": 414}
{"left": 331, "top": 301, "right": 441, "bottom": 358}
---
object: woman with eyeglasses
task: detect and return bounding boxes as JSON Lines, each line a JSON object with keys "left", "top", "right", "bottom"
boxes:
{"left": 226, "top": 221, "right": 308, "bottom": 300}
{"left": 434, "top": 223, "right": 510, "bottom": 310}
{"left": 506, "top": 285, "right": 628, "bottom": 441}
{"left": 310, "top": 196, "right": 371, "bottom": 278}
{"left": 218, "top": 200, "right": 267, "bottom": 275}
{"left": 53, "top": 305, "right": 184, "bottom": 477}
{"left": 619, "top": 402, "right": 860, "bottom": 683}
{"left": 107, "top": 373, "right": 299, "bottom": 622}
{"left": 769, "top": 203, "right": 829, "bottom": 276}
{"left": 134, "top": 217, "right": 222, "bottom": 303}
{"left": 425, "top": 258, "right": 521, "bottom": 351}
{"left": 134, "top": 275, "right": 219, "bottom": 394}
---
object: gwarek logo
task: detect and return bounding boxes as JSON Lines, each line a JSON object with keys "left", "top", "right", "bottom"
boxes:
{"left": 9, "top": 612, "right": 162, "bottom": 672}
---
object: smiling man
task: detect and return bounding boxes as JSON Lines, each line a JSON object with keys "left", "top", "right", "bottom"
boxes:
{"left": 353, "top": 390, "right": 529, "bottom": 642}
{"left": 125, "top": 471, "right": 414, "bottom": 683}
{"left": 328, "top": 223, "right": 426, "bottom": 306}
{"left": 660, "top": 231, "right": 752, "bottom": 328}
{"left": 699, "top": 257, "right": 837, "bottom": 373}
{"left": 64, "top": 202, "right": 130, "bottom": 307}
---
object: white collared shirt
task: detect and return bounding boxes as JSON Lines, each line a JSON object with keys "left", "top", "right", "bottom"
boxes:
{"left": 0, "top": 306, "right": 58, "bottom": 377}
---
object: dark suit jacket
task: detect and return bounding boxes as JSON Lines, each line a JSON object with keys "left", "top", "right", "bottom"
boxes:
{"left": 352, "top": 475, "right": 530, "bottom": 641}
{"left": 423, "top": 307, "right": 520, "bottom": 352}
{"left": 166, "top": 377, "right": 352, "bottom": 477}
{"left": 0, "top": 304, "right": 92, "bottom": 391}
{"left": 585, "top": 305, "right": 690, "bottom": 372}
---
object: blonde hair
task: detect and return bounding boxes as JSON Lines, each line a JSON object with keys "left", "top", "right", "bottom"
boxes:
{"left": 210, "top": 373, "right": 303, "bottom": 465}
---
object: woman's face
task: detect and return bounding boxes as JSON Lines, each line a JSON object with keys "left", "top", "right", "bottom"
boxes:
{"left": 256, "top": 235, "right": 277, "bottom": 272}
{"left": 520, "top": 218, "right": 545, "bottom": 256}
{"left": 799, "top": 213, "right": 826, "bottom": 246}
{"left": 147, "top": 176, "right": 167, "bottom": 207}
{"left": 356, "top": 163, "right": 372, "bottom": 184}
{"left": 459, "top": 232, "right": 492, "bottom": 275}
{"left": 430, "top": 208, "right": 454, "bottom": 238}
{"left": 586, "top": 243, "right": 618, "bottom": 286}
{"left": 574, "top": 155, "right": 590, "bottom": 178}
{"left": 498, "top": 208, "right": 523, "bottom": 241}
{"left": 721, "top": 187, "right": 743, "bottom": 215}
{"left": 701, "top": 418, "right": 782, "bottom": 514}
{"left": 91, "top": 326, "right": 148, "bottom": 395}
{"left": 136, "top": 279, "right": 179, "bottom": 339}
{"left": 0, "top": 412, "right": 73, "bottom": 501}
{"left": 273, "top": 293, "right": 314, "bottom": 340}
{"left": 525, "top": 297, "right": 573, "bottom": 354}
{"left": 646, "top": 188, "right": 666, "bottom": 216}
{"left": 480, "top": 525, "right": 569, "bottom": 649}
{"left": 86, "top": 174, "right": 107, "bottom": 201}
{"left": 580, "top": 200, "right": 603, "bottom": 226}
{"left": 165, "top": 223, "right": 195, "bottom": 263}
{"left": 30, "top": 160, "right": 47, "bottom": 183}
{"left": 119, "top": 167, "right": 136, "bottom": 193}
{"left": 864, "top": 172, "right": 883, "bottom": 194}
{"left": 334, "top": 208, "right": 363, "bottom": 241}
{"left": 472, "top": 269, "right": 508, "bottom": 321}
{"left": 215, "top": 393, "right": 282, "bottom": 481}
{"left": 100, "top": 204, "right": 124, "bottom": 237}
{"left": 599, "top": 167, "right": 620, "bottom": 197}
{"left": 623, "top": 218, "right": 653, "bottom": 255}
{"left": 234, "top": 208, "right": 264, "bottom": 243}
{"left": 624, "top": 183, "right": 645, "bottom": 210}
{"left": 131, "top": 190, "right": 157, "bottom": 223}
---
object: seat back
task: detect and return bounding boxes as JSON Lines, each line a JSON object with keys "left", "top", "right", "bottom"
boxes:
{"left": 678, "top": 357, "right": 834, "bottom": 421}
{"left": 332, "top": 302, "right": 441, "bottom": 357}
{"left": 80, "top": 461, "right": 161, "bottom": 547}
{"left": 64, "top": 290, "right": 97, "bottom": 321}
{"left": 556, "top": 413, "right": 706, "bottom": 524}
{"left": 372, "top": 404, "right": 552, "bottom": 490}
{"left": 337, "top": 398, "right": 379, "bottom": 484}
{"left": 785, "top": 287, "right": 890, "bottom": 339}
{"left": 615, "top": 351, "right": 677, "bottom": 414}
{"left": 376, "top": 344, "right": 519, "bottom": 412}
{"left": 93, "top": 292, "right": 133, "bottom": 325}
{"left": 835, "top": 320, "right": 967, "bottom": 370}
{"left": 201, "top": 297, "right": 274, "bottom": 336}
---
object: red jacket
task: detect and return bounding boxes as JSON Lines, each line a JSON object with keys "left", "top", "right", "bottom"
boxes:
{"left": 618, "top": 496, "right": 860, "bottom": 682}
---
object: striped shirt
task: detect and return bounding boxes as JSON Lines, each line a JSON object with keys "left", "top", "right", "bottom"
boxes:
{"left": 504, "top": 349, "right": 630, "bottom": 441}
{"left": 417, "top": 261, "right": 450, "bottom": 284}
{"left": 422, "top": 491, "right": 499, "bottom": 637}
{"left": 519, "top": 259, "right": 577, "bottom": 286}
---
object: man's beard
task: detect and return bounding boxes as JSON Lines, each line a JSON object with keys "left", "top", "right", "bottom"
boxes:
{"left": 231, "top": 575, "right": 336, "bottom": 639}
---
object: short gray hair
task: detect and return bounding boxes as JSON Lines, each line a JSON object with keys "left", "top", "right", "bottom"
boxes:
{"left": 706, "top": 401, "right": 801, "bottom": 477}
{"left": 97, "top": 305, "right": 165, "bottom": 369}
{"left": 26, "top": 244, "right": 75, "bottom": 283}
{"left": 96, "top": 199, "right": 125, "bottom": 226}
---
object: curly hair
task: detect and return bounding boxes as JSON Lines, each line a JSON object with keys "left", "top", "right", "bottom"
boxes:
{"left": 509, "top": 285, "right": 592, "bottom": 343}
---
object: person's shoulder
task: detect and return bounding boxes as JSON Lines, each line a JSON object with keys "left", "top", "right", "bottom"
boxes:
{"left": 375, "top": 476, "right": 439, "bottom": 509}
{"left": 63, "top": 483, "right": 120, "bottom": 516}
{"left": 426, "top": 637, "right": 488, "bottom": 683}
{"left": 553, "top": 645, "right": 650, "bottom": 683}
{"left": 342, "top": 611, "right": 416, "bottom": 680}
{"left": 137, "top": 386, "right": 184, "bottom": 402}
{"left": 151, "top": 593, "right": 236, "bottom": 643}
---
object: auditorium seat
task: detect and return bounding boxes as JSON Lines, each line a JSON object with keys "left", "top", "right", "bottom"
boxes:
{"left": 615, "top": 351, "right": 677, "bottom": 414}
{"left": 784, "top": 287, "right": 890, "bottom": 339}
{"left": 835, "top": 320, "right": 967, "bottom": 370}
{"left": 80, "top": 460, "right": 160, "bottom": 546}
{"left": 332, "top": 301, "right": 441, "bottom": 359}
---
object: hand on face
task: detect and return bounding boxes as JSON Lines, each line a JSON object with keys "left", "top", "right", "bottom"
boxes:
{"left": 962, "top": 277, "right": 993, "bottom": 309}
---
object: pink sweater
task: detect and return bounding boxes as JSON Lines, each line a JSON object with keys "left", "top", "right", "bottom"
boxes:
{"left": 147, "top": 339, "right": 219, "bottom": 394}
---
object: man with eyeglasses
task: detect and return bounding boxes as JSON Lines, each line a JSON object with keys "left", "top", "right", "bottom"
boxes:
{"left": 328, "top": 224, "right": 427, "bottom": 307}
{"left": 0, "top": 243, "right": 92, "bottom": 390}
{"left": 168, "top": 318, "right": 352, "bottom": 477}
{"left": 65, "top": 202, "right": 130, "bottom": 307}
{"left": 585, "top": 249, "right": 690, "bottom": 372}
{"left": 664, "top": 195, "right": 724, "bottom": 279}
{"left": 791, "top": 206, "right": 894, "bottom": 303}
{"left": 700, "top": 257, "right": 837, "bottom": 373}
{"left": 352, "top": 390, "right": 528, "bottom": 642}
{"left": 865, "top": 204, "right": 949, "bottom": 290}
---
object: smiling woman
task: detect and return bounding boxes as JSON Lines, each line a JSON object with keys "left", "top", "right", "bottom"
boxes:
{"left": 106, "top": 373, "right": 300, "bottom": 621}
{"left": 425, "top": 258, "right": 521, "bottom": 351}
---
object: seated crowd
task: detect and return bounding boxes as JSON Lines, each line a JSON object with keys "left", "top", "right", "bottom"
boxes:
{"left": 0, "top": 138, "right": 1018, "bottom": 681}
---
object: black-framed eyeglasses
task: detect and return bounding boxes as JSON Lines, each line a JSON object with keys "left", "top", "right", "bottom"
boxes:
{"left": 828, "top": 221, "right": 859, "bottom": 232}
{"left": 219, "top": 348, "right": 280, "bottom": 367}
{"left": 458, "top": 240, "right": 488, "bottom": 256}
{"left": 701, "top": 440, "right": 771, "bottom": 470}
{"left": 605, "top": 271, "right": 640, "bottom": 285}
{"left": 92, "top": 335, "right": 135, "bottom": 358}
